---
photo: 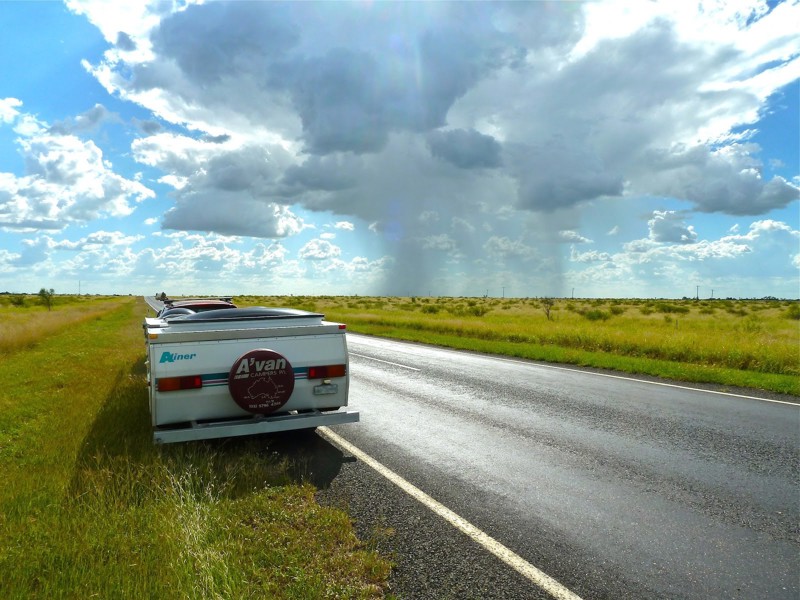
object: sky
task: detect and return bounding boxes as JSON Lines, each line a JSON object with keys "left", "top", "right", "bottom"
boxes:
{"left": 1, "top": 0, "right": 798, "bottom": 299}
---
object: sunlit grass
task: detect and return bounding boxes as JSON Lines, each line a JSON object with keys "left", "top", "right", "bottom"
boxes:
{"left": 0, "top": 298, "right": 390, "bottom": 599}
{"left": 240, "top": 296, "right": 800, "bottom": 396}
{"left": 0, "top": 294, "right": 131, "bottom": 355}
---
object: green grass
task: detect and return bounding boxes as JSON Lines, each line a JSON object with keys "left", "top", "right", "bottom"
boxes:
{"left": 239, "top": 296, "right": 800, "bottom": 396}
{"left": 0, "top": 297, "right": 390, "bottom": 599}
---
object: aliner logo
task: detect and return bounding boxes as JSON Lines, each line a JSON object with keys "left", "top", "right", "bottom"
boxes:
{"left": 160, "top": 351, "right": 197, "bottom": 363}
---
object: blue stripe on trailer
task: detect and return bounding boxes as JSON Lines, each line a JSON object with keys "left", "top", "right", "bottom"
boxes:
{"left": 201, "top": 368, "right": 309, "bottom": 387}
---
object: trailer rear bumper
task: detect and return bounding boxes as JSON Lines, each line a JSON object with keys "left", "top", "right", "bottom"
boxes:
{"left": 153, "top": 409, "right": 359, "bottom": 444}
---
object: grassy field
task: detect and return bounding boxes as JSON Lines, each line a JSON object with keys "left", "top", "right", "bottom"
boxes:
{"left": 238, "top": 295, "right": 800, "bottom": 396}
{"left": 0, "top": 297, "right": 390, "bottom": 599}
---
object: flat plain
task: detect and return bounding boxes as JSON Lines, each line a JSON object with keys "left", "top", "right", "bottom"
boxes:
{"left": 240, "top": 295, "right": 800, "bottom": 396}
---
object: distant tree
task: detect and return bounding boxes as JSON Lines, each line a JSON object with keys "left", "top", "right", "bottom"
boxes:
{"left": 38, "top": 288, "right": 55, "bottom": 311}
{"left": 541, "top": 297, "right": 555, "bottom": 321}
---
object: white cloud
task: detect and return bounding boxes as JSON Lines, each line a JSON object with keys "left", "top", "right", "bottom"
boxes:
{"left": 422, "top": 234, "right": 457, "bottom": 252}
{"left": 559, "top": 230, "right": 593, "bottom": 244}
{"left": 570, "top": 247, "right": 611, "bottom": 263}
{"left": 0, "top": 109, "right": 154, "bottom": 231}
{"left": 0, "top": 97, "right": 22, "bottom": 123}
{"left": 648, "top": 211, "right": 698, "bottom": 244}
{"left": 298, "top": 239, "right": 341, "bottom": 261}
{"left": 334, "top": 221, "right": 354, "bottom": 231}
{"left": 483, "top": 236, "right": 536, "bottom": 260}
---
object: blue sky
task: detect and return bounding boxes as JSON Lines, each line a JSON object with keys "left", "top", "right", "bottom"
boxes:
{"left": 1, "top": 0, "right": 798, "bottom": 298}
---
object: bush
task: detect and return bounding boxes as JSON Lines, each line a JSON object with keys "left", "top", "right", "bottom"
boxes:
{"left": 9, "top": 295, "right": 26, "bottom": 307}
{"left": 655, "top": 302, "right": 689, "bottom": 314}
{"left": 786, "top": 303, "right": 800, "bottom": 320}
{"left": 583, "top": 309, "right": 610, "bottom": 321}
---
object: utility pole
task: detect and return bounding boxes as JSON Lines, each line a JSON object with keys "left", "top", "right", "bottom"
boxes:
{"left": 502, "top": 286, "right": 505, "bottom": 299}
{"left": 696, "top": 285, "right": 699, "bottom": 300}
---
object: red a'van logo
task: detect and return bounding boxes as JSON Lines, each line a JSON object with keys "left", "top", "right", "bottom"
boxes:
{"left": 228, "top": 349, "right": 295, "bottom": 414}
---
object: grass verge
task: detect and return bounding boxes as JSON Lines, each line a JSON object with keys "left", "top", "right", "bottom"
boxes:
{"left": 348, "top": 321, "right": 799, "bottom": 396}
{"left": 237, "top": 296, "right": 799, "bottom": 397}
{"left": 0, "top": 298, "right": 390, "bottom": 599}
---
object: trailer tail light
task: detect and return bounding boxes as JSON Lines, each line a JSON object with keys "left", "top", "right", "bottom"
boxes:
{"left": 157, "top": 375, "right": 203, "bottom": 392}
{"left": 307, "top": 364, "right": 347, "bottom": 379}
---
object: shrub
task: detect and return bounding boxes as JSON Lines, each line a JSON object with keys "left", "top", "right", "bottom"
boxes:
{"left": 9, "top": 295, "right": 25, "bottom": 307}
{"left": 786, "top": 303, "right": 800, "bottom": 320}
{"left": 583, "top": 309, "right": 609, "bottom": 321}
{"left": 655, "top": 302, "right": 689, "bottom": 314}
{"left": 421, "top": 305, "right": 440, "bottom": 314}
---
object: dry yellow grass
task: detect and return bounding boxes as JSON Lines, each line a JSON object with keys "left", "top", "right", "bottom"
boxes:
{"left": 0, "top": 295, "right": 134, "bottom": 355}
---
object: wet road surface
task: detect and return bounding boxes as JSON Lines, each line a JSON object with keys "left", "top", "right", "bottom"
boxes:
{"left": 317, "top": 334, "right": 799, "bottom": 599}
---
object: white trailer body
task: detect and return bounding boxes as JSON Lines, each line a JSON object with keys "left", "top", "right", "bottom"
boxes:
{"left": 143, "top": 307, "right": 358, "bottom": 443}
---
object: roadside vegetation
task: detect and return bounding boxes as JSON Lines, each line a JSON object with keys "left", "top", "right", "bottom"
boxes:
{"left": 239, "top": 295, "right": 800, "bottom": 396}
{"left": 0, "top": 293, "right": 129, "bottom": 355}
{"left": 0, "top": 296, "right": 390, "bottom": 599}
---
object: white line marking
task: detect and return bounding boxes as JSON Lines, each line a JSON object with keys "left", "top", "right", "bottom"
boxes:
{"left": 349, "top": 352, "right": 421, "bottom": 371}
{"left": 319, "top": 427, "right": 584, "bottom": 600}
{"left": 348, "top": 335, "right": 798, "bottom": 407}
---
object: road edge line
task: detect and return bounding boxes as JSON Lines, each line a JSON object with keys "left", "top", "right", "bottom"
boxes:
{"left": 318, "top": 427, "right": 584, "bottom": 600}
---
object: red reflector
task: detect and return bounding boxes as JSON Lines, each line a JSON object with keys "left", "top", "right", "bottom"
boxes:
{"left": 157, "top": 375, "right": 203, "bottom": 392}
{"left": 338, "top": 324, "right": 346, "bottom": 329}
{"left": 307, "top": 364, "right": 347, "bottom": 379}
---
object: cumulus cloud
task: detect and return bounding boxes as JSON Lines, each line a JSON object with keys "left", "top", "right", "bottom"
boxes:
{"left": 0, "top": 105, "right": 154, "bottom": 231}
{"left": 422, "top": 234, "right": 458, "bottom": 252}
{"left": 568, "top": 217, "right": 799, "bottom": 298}
{"left": 483, "top": 236, "right": 536, "bottom": 260}
{"left": 632, "top": 143, "right": 800, "bottom": 215}
{"left": 559, "top": 230, "right": 593, "bottom": 244}
{"left": 299, "top": 239, "right": 341, "bottom": 260}
{"left": 0, "top": 97, "right": 22, "bottom": 123}
{"left": 648, "top": 211, "right": 698, "bottom": 244}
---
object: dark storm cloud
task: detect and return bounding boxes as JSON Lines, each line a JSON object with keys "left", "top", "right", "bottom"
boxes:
{"left": 427, "top": 129, "right": 502, "bottom": 169}
{"left": 161, "top": 190, "right": 302, "bottom": 238}
{"left": 151, "top": 2, "right": 299, "bottom": 86}
{"left": 281, "top": 155, "right": 358, "bottom": 194}
{"left": 203, "top": 146, "right": 278, "bottom": 193}
{"left": 509, "top": 140, "right": 624, "bottom": 211}
{"left": 147, "top": 1, "right": 522, "bottom": 156}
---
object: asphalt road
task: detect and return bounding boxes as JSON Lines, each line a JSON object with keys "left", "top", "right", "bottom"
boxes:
{"left": 312, "top": 333, "right": 799, "bottom": 600}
